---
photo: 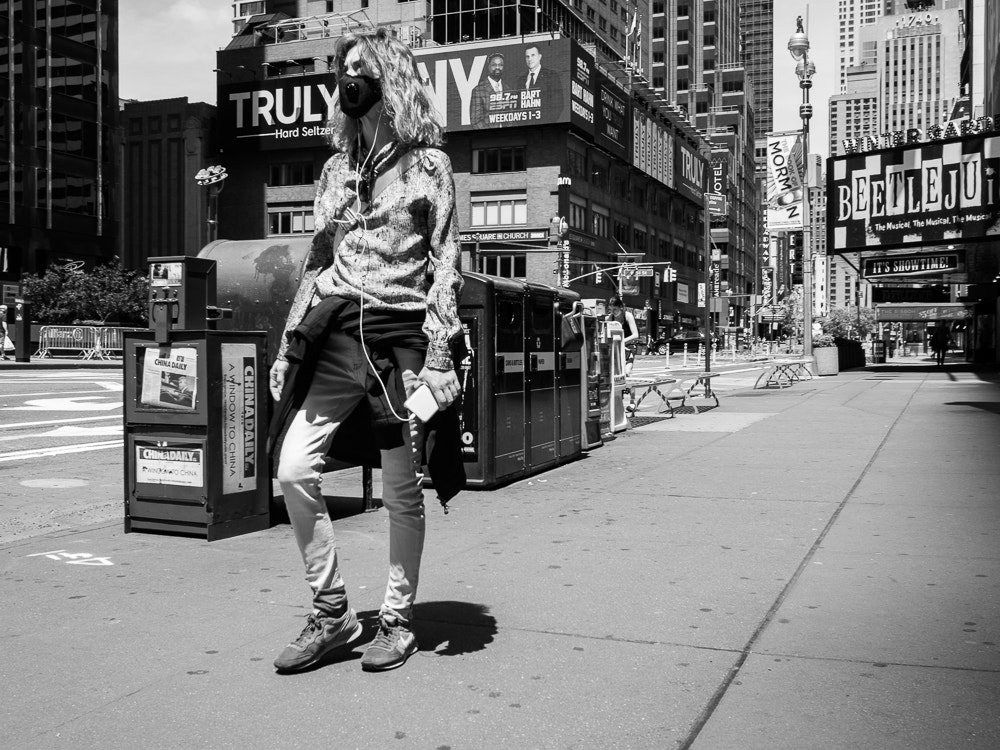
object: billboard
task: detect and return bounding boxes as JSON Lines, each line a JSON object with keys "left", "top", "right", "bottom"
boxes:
{"left": 632, "top": 107, "right": 674, "bottom": 188}
{"left": 766, "top": 131, "right": 805, "bottom": 230}
{"left": 862, "top": 250, "right": 964, "bottom": 279}
{"left": 219, "top": 74, "right": 339, "bottom": 151}
{"left": 418, "top": 38, "right": 570, "bottom": 131}
{"left": 219, "top": 38, "right": 584, "bottom": 151}
{"left": 675, "top": 139, "right": 706, "bottom": 206}
{"left": 828, "top": 133, "right": 1000, "bottom": 253}
{"left": 593, "top": 71, "right": 629, "bottom": 160}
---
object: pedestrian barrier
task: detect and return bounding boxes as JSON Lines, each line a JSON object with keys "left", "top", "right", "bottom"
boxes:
{"left": 35, "top": 326, "right": 101, "bottom": 359}
{"left": 97, "top": 327, "right": 145, "bottom": 359}
{"left": 34, "top": 325, "right": 142, "bottom": 360}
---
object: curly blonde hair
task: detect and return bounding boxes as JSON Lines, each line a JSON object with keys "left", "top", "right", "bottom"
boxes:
{"left": 327, "top": 28, "right": 444, "bottom": 152}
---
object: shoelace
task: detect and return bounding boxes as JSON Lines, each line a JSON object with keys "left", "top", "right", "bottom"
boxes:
{"left": 370, "top": 618, "right": 401, "bottom": 650}
{"left": 293, "top": 613, "right": 324, "bottom": 646}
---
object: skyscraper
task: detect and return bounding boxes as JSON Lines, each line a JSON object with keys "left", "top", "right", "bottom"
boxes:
{"left": 739, "top": 0, "right": 774, "bottom": 141}
{"left": 837, "top": 0, "right": 888, "bottom": 93}
{"left": 864, "top": 4, "right": 966, "bottom": 134}
{"left": 648, "top": 0, "right": 759, "bottom": 327}
{"left": 1, "top": 0, "right": 120, "bottom": 279}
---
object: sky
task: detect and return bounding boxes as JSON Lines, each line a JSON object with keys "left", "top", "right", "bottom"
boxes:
{"left": 119, "top": 0, "right": 841, "bottom": 157}
{"left": 772, "top": 1, "right": 840, "bottom": 158}
{"left": 118, "top": 1, "right": 232, "bottom": 106}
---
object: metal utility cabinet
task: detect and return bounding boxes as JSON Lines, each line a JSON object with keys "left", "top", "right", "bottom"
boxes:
{"left": 457, "top": 273, "right": 582, "bottom": 488}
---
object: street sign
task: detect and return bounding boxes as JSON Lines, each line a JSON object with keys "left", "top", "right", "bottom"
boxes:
{"left": 636, "top": 266, "right": 654, "bottom": 277}
{"left": 759, "top": 304, "right": 784, "bottom": 322}
{"left": 707, "top": 194, "right": 727, "bottom": 214}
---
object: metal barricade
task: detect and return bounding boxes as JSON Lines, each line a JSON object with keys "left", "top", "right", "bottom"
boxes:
{"left": 35, "top": 326, "right": 101, "bottom": 359}
{"left": 96, "top": 327, "right": 144, "bottom": 359}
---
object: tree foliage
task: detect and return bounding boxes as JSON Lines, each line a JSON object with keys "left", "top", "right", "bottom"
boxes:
{"left": 20, "top": 261, "right": 149, "bottom": 325}
{"left": 823, "top": 305, "right": 877, "bottom": 341}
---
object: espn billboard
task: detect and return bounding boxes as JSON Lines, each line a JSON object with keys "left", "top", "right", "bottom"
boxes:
{"left": 827, "top": 133, "right": 1000, "bottom": 253}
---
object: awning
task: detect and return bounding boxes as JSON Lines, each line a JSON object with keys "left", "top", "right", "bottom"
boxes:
{"left": 874, "top": 303, "right": 973, "bottom": 322}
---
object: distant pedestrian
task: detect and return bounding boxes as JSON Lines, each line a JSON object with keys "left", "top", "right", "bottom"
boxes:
{"left": 606, "top": 296, "right": 638, "bottom": 411}
{"left": 0, "top": 305, "right": 12, "bottom": 360}
{"left": 930, "top": 325, "right": 952, "bottom": 366}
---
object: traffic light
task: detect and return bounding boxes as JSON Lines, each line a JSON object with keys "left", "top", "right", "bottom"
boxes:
{"left": 664, "top": 267, "right": 677, "bottom": 283}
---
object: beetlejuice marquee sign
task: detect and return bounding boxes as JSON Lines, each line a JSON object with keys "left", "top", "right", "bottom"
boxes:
{"left": 827, "top": 131, "right": 1000, "bottom": 253}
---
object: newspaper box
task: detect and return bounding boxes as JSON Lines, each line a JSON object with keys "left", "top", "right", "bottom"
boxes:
{"left": 123, "top": 330, "right": 268, "bottom": 540}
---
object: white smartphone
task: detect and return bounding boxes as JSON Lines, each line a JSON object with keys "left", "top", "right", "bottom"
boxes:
{"left": 404, "top": 382, "right": 440, "bottom": 422}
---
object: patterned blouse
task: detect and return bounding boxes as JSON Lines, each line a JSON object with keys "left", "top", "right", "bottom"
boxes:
{"left": 277, "top": 144, "right": 464, "bottom": 370}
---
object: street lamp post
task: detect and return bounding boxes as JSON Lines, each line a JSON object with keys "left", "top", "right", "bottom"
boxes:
{"left": 195, "top": 165, "right": 229, "bottom": 245}
{"left": 789, "top": 16, "right": 816, "bottom": 359}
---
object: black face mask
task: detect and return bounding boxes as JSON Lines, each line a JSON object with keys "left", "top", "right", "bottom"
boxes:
{"left": 338, "top": 74, "right": 382, "bottom": 118}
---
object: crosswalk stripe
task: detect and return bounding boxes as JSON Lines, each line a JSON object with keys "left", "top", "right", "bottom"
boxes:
{"left": 0, "top": 440, "right": 122, "bottom": 462}
{"left": 0, "top": 415, "right": 121, "bottom": 430}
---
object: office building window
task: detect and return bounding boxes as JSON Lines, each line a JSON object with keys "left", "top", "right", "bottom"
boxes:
{"left": 592, "top": 205, "right": 610, "bottom": 237}
{"left": 566, "top": 148, "right": 587, "bottom": 178}
{"left": 47, "top": 171, "right": 97, "bottom": 216}
{"left": 569, "top": 196, "right": 587, "bottom": 231}
{"left": 470, "top": 191, "right": 527, "bottom": 227}
{"left": 268, "top": 206, "right": 315, "bottom": 235}
{"left": 613, "top": 217, "right": 630, "bottom": 247}
{"left": 472, "top": 146, "right": 525, "bottom": 173}
{"left": 268, "top": 162, "right": 315, "bottom": 186}
{"left": 480, "top": 254, "right": 526, "bottom": 279}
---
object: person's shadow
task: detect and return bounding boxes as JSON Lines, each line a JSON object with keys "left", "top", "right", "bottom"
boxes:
{"left": 358, "top": 601, "right": 497, "bottom": 657}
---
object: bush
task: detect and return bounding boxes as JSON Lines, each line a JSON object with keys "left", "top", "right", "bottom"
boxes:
{"left": 824, "top": 306, "right": 876, "bottom": 341}
{"left": 21, "top": 260, "right": 149, "bottom": 326}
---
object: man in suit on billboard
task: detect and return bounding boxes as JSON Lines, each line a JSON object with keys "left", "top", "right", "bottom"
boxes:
{"left": 522, "top": 44, "right": 563, "bottom": 119}
{"left": 471, "top": 53, "right": 506, "bottom": 129}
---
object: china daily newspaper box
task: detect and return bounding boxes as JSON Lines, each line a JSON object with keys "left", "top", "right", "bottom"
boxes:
{"left": 124, "top": 257, "right": 268, "bottom": 541}
{"left": 457, "top": 274, "right": 582, "bottom": 489}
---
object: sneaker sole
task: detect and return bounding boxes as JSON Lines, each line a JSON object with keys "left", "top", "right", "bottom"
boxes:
{"left": 274, "top": 620, "right": 364, "bottom": 673}
{"left": 361, "top": 643, "right": 418, "bottom": 672}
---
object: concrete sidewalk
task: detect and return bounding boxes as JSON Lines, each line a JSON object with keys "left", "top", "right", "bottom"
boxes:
{"left": 2, "top": 360, "right": 999, "bottom": 749}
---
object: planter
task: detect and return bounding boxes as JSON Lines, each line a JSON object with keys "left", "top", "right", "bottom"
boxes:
{"left": 814, "top": 346, "right": 840, "bottom": 376}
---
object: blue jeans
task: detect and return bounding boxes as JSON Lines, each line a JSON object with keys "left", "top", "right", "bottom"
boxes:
{"left": 277, "top": 331, "right": 426, "bottom": 621}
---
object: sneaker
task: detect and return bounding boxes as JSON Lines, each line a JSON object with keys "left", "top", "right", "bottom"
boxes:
{"left": 273, "top": 609, "right": 362, "bottom": 673}
{"left": 361, "top": 612, "right": 418, "bottom": 672}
